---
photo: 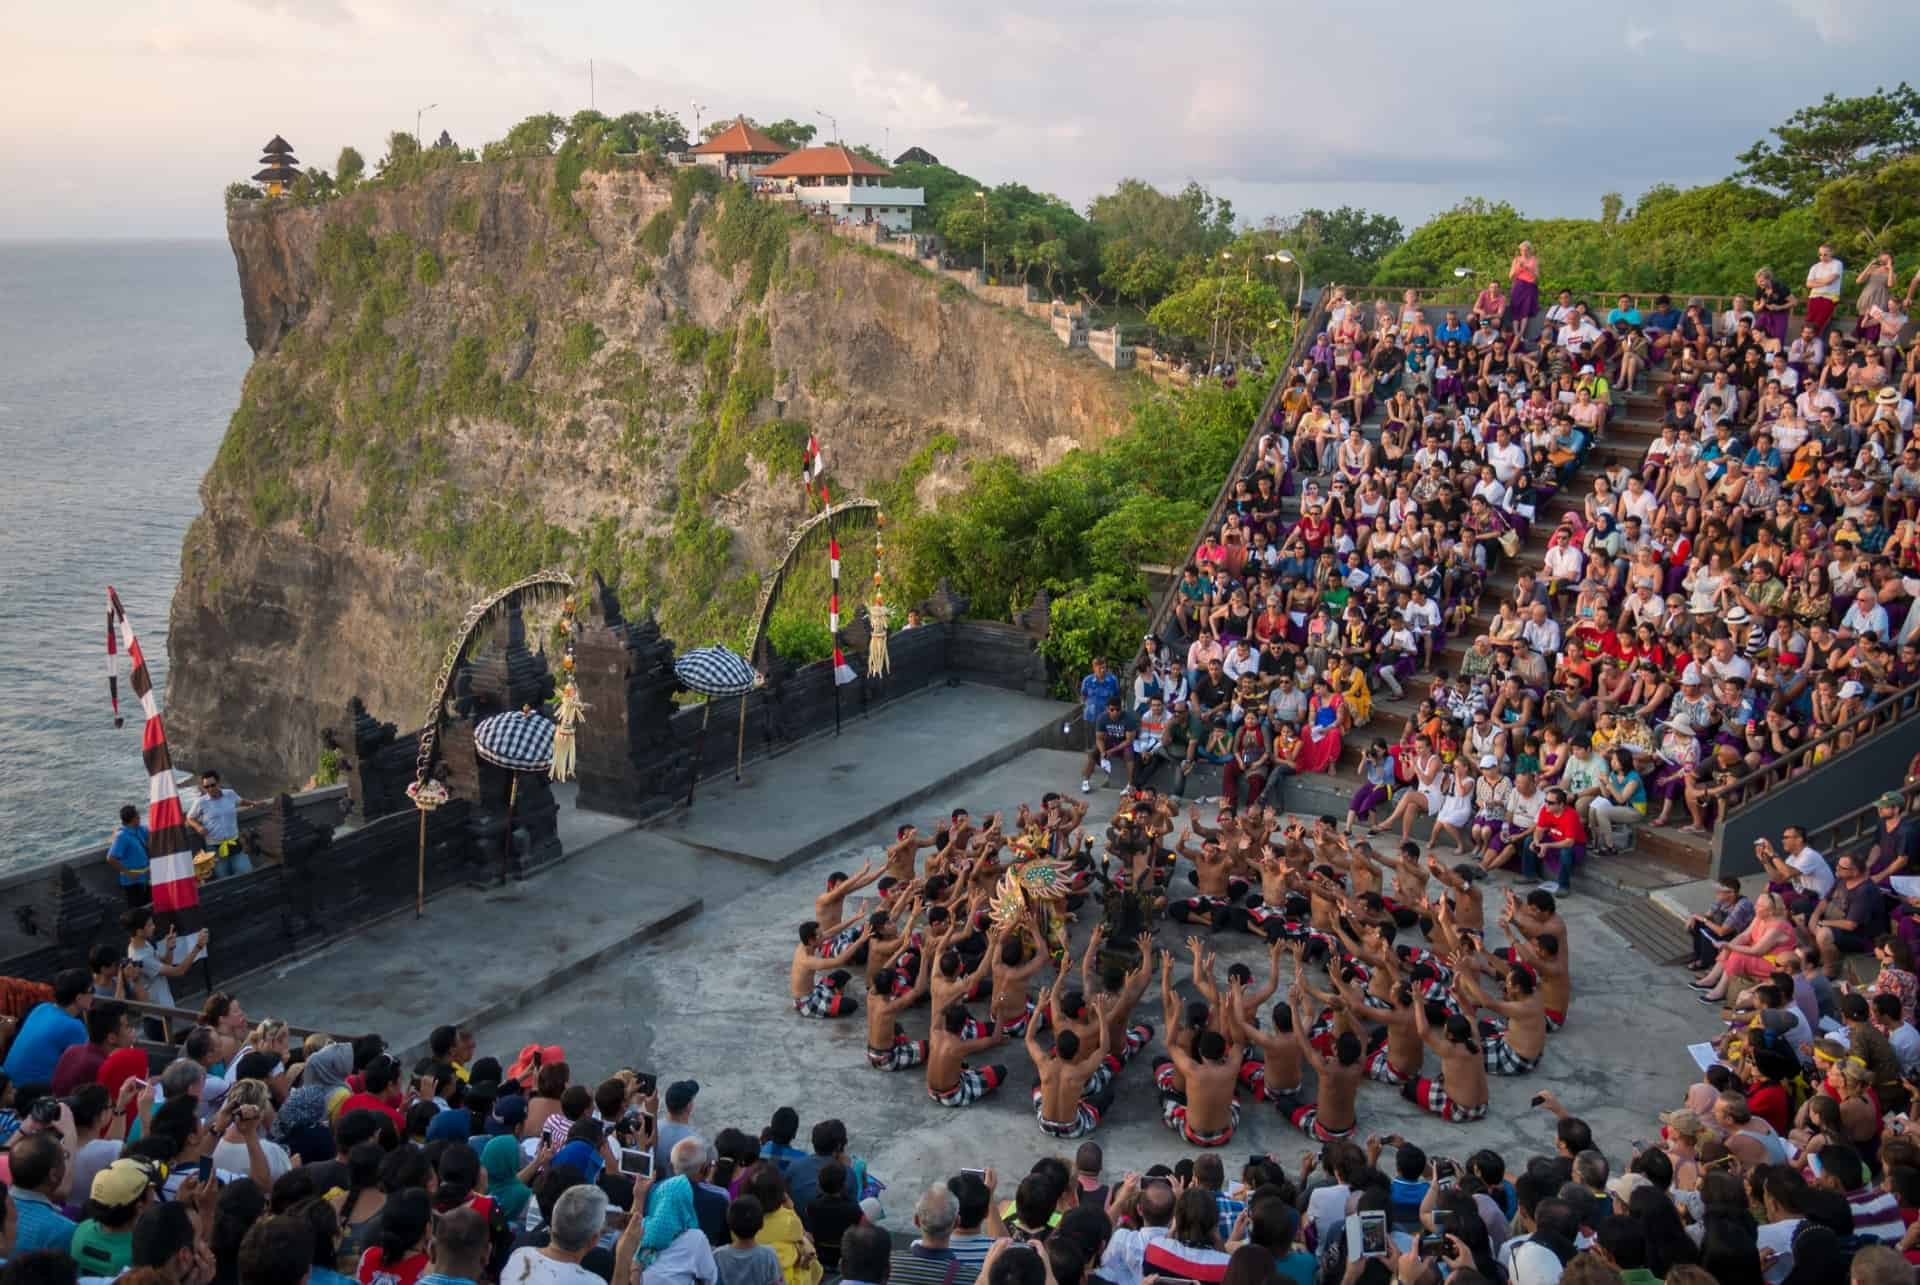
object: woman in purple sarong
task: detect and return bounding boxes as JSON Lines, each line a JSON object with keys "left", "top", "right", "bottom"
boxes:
{"left": 1507, "top": 241, "right": 1540, "bottom": 330}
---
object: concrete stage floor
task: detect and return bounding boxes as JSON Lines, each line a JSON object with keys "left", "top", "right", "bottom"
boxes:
{"left": 469, "top": 745, "right": 1708, "bottom": 1218}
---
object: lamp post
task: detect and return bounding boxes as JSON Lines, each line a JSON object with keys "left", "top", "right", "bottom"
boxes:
{"left": 691, "top": 99, "right": 707, "bottom": 139}
{"left": 975, "top": 190, "right": 988, "bottom": 281}
{"left": 815, "top": 108, "right": 838, "bottom": 143}
{"left": 416, "top": 103, "right": 438, "bottom": 148}
{"left": 1270, "top": 249, "right": 1305, "bottom": 317}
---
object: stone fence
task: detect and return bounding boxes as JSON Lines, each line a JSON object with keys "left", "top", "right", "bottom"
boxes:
{"left": 824, "top": 223, "right": 1132, "bottom": 366}
{"left": 0, "top": 577, "right": 1057, "bottom": 990}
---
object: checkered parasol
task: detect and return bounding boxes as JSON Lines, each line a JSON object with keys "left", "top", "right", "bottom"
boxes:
{"left": 473, "top": 708, "right": 557, "bottom": 772}
{"left": 674, "top": 645, "right": 757, "bottom": 697}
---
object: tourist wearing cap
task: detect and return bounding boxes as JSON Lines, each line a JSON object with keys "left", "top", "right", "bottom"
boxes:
{"left": 70, "top": 1157, "right": 160, "bottom": 1276}
{"left": 652, "top": 1080, "right": 701, "bottom": 1179}
{"left": 1864, "top": 791, "right": 1920, "bottom": 883}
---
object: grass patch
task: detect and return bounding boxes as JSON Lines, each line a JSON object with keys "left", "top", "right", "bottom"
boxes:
{"left": 559, "top": 320, "right": 604, "bottom": 370}
{"left": 414, "top": 249, "right": 443, "bottom": 286}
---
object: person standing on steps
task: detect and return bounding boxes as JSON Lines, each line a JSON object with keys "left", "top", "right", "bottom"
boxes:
{"left": 106, "top": 804, "right": 151, "bottom": 908}
{"left": 187, "top": 769, "right": 266, "bottom": 879}
{"left": 1077, "top": 658, "right": 1121, "bottom": 792}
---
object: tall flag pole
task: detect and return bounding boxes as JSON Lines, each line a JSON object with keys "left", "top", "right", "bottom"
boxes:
{"left": 106, "top": 588, "right": 200, "bottom": 915}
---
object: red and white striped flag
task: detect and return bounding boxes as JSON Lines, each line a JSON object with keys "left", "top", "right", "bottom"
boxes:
{"left": 833, "top": 646, "right": 858, "bottom": 686}
{"left": 803, "top": 434, "right": 825, "bottom": 499}
{"left": 829, "top": 536, "right": 841, "bottom": 580}
{"left": 107, "top": 588, "right": 200, "bottom": 913}
{"left": 830, "top": 591, "right": 841, "bottom": 632}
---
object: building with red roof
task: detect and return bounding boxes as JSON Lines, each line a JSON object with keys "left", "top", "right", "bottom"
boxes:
{"left": 686, "top": 118, "right": 791, "bottom": 178}
{"left": 753, "top": 145, "right": 923, "bottom": 232}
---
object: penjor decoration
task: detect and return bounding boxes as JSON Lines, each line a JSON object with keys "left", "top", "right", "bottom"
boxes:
{"left": 867, "top": 511, "right": 891, "bottom": 679}
{"left": 548, "top": 595, "right": 587, "bottom": 782}
{"left": 105, "top": 588, "right": 199, "bottom": 914}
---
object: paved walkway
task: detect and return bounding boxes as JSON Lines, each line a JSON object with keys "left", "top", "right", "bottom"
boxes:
{"left": 241, "top": 684, "right": 1068, "bottom": 1055}
{"left": 470, "top": 749, "right": 1705, "bottom": 1220}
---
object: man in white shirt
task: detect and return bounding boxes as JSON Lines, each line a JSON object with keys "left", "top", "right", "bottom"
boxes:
{"left": 1756, "top": 830, "right": 1832, "bottom": 914}
{"left": 505, "top": 1186, "right": 614, "bottom": 1285}
{"left": 1222, "top": 639, "right": 1261, "bottom": 683}
{"left": 1521, "top": 604, "right": 1562, "bottom": 656}
{"left": 1100, "top": 1177, "right": 1174, "bottom": 1285}
{"left": 1488, "top": 430, "right": 1528, "bottom": 485}
{"left": 1805, "top": 244, "right": 1844, "bottom": 335}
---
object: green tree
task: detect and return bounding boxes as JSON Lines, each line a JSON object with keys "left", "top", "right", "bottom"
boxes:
{"left": 481, "top": 113, "right": 564, "bottom": 162}
{"left": 1600, "top": 192, "right": 1624, "bottom": 225}
{"left": 1088, "top": 178, "right": 1234, "bottom": 305}
{"left": 1277, "top": 206, "right": 1404, "bottom": 284}
{"left": 614, "top": 109, "right": 688, "bottom": 153}
{"left": 1814, "top": 154, "right": 1920, "bottom": 254}
{"left": 378, "top": 130, "right": 420, "bottom": 176}
{"left": 1734, "top": 83, "right": 1920, "bottom": 205}
{"left": 940, "top": 201, "right": 1001, "bottom": 271}
{"left": 336, "top": 146, "right": 365, "bottom": 190}
{"left": 1147, "top": 274, "right": 1284, "bottom": 354}
{"left": 761, "top": 118, "right": 817, "bottom": 148}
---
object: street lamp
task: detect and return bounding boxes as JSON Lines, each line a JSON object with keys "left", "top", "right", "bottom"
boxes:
{"left": 975, "top": 190, "right": 988, "bottom": 280}
{"left": 416, "top": 103, "right": 438, "bottom": 147}
{"left": 1269, "top": 249, "right": 1305, "bottom": 316}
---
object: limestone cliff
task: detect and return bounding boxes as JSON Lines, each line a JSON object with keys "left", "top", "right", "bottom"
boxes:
{"left": 171, "top": 158, "right": 1134, "bottom": 790}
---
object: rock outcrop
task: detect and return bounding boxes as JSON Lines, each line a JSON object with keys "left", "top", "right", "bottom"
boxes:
{"left": 171, "top": 158, "right": 1134, "bottom": 789}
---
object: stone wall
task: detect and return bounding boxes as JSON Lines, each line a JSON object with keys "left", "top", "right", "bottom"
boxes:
{"left": 1088, "top": 327, "right": 1135, "bottom": 369}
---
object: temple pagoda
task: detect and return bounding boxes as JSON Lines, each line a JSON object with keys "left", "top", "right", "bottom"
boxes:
{"left": 253, "top": 135, "right": 301, "bottom": 197}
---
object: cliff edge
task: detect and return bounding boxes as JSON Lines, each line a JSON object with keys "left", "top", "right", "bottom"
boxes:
{"left": 169, "top": 159, "right": 1134, "bottom": 789}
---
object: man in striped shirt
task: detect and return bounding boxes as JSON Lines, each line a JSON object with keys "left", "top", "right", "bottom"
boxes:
{"left": 1815, "top": 1144, "right": 1905, "bottom": 1243}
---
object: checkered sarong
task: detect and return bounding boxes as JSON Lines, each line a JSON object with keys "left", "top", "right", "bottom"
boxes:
{"left": 1406, "top": 1074, "right": 1488, "bottom": 1123}
{"left": 867, "top": 1034, "right": 927, "bottom": 1071}
{"left": 1481, "top": 1022, "right": 1541, "bottom": 1076}
{"left": 794, "top": 976, "right": 852, "bottom": 1019}
{"left": 1033, "top": 1085, "right": 1103, "bottom": 1138}
{"left": 1083, "top": 1024, "right": 1154, "bottom": 1097}
{"left": 1367, "top": 1044, "right": 1415, "bottom": 1086}
{"left": 929, "top": 1064, "right": 1004, "bottom": 1107}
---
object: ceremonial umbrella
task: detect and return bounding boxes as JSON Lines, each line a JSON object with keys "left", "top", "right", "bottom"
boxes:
{"left": 474, "top": 708, "right": 557, "bottom": 881}
{"left": 672, "top": 645, "right": 759, "bottom": 801}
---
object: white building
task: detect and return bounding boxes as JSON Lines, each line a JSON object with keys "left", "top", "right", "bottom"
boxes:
{"left": 754, "top": 145, "right": 923, "bottom": 233}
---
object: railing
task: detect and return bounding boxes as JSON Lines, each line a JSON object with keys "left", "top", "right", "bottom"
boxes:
{"left": 1807, "top": 779, "right": 1920, "bottom": 863}
{"left": 1338, "top": 283, "right": 1860, "bottom": 335}
{"left": 1722, "top": 678, "right": 1920, "bottom": 818}
{"left": 1144, "top": 288, "right": 1334, "bottom": 640}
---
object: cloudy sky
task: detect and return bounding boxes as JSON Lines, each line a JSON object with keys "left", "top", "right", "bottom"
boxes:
{"left": 5, "top": 0, "right": 1917, "bottom": 240}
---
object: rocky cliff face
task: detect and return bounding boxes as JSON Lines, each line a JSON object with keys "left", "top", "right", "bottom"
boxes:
{"left": 172, "top": 159, "right": 1133, "bottom": 790}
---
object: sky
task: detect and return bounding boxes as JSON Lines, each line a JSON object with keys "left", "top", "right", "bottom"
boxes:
{"left": 4, "top": 0, "right": 1919, "bottom": 240}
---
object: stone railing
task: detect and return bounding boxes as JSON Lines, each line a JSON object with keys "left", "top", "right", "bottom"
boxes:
{"left": 1088, "top": 326, "right": 1134, "bottom": 369}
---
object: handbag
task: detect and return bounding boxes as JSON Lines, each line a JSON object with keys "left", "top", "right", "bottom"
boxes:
{"left": 1499, "top": 530, "right": 1522, "bottom": 557}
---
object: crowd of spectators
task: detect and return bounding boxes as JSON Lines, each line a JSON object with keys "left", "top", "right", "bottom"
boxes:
{"left": 1116, "top": 240, "right": 1920, "bottom": 893}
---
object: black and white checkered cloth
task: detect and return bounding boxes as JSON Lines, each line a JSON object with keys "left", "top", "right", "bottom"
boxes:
{"left": 674, "top": 645, "right": 756, "bottom": 696}
{"left": 474, "top": 709, "right": 556, "bottom": 771}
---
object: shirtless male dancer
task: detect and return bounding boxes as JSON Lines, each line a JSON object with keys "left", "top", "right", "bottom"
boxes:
{"left": 791, "top": 920, "right": 874, "bottom": 1018}
{"left": 866, "top": 946, "right": 931, "bottom": 1070}
{"left": 1455, "top": 957, "right": 1547, "bottom": 1076}
{"left": 1028, "top": 989, "right": 1116, "bottom": 1139}
{"left": 1502, "top": 893, "right": 1572, "bottom": 1032}
{"left": 1402, "top": 1003, "right": 1491, "bottom": 1124}
{"left": 1154, "top": 1023, "right": 1245, "bottom": 1147}
{"left": 814, "top": 859, "right": 887, "bottom": 957}
{"left": 926, "top": 1002, "right": 1012, "bottom": 1107}
{"left": 1283, "top": 977, "right": 1364, "bottom": 1142}
{"left": 987, "top": 916, "right": 1053, "bottom": 1038}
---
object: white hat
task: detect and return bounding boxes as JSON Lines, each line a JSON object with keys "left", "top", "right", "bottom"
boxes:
{"left": 1841, "top": 680, "right": 1865, "bottom": 698}
{"left": 1725, "top": 606, "right": 1750, "bottom": 624}
{"left": 1681, "top": 664, "right": 1704, "bottom": 686}
{"left": 1580, "top": 364, "right": 1596, "bottom": 374}
{"left": 1479, "top": 755, "right": 1499, "bottom": 769}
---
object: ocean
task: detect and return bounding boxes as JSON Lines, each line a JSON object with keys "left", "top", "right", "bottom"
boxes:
{"left": 0, "top": 240, "right": 251, "bottom": 869}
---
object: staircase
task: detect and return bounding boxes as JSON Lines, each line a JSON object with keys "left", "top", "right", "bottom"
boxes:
{"left": 1157, "top": 295, "right": 1712, "bottom": 881}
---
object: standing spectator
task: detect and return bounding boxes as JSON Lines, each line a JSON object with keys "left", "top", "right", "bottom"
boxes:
{"left": 653, "top": 1081, "right": 702, "bottom": 1181}
{"left": 1077, "top": 658, "right": 1120, "bottom": 750}
{"left": 187, "top": 770, "right": 264, "bottom": 879}
{"left": 1507, "top": 242, "right": 1540, "bottom": 329}
{"left": 1805, "top": 244, "right": 1845, "bottom": 336}
{"left": 106, "top": 806, "right": 151, "bottom": 908}
{"left": 123, "top": 909, "right": 206, "bottom": 1015}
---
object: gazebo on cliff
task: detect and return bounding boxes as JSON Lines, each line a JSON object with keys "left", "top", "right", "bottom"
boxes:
{"left": 254, "top": 135, "right": 301, "bottom": 197}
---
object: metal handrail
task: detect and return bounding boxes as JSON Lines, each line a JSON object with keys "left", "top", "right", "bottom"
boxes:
{"left": 1721, "top": 678, "right": 1920, "bottom": 818}
{"left": 1144, "top": 289, "right": 1334, "bottom": 641}
{"left": 1807, "top": 779, "right": 1920, "bottom": 860}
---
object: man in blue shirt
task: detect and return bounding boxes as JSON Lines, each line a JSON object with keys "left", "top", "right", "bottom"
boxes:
{"left": 1078, "top": 657, "right": 1120, "bottom": 734}
{"left": 1605, "top": 295, "right": 1642, "bottom": 328}
{"left": 107, "top": 805, "right": 151, "bottom": 908}
{"left": 8, "top": 1133, "right": 78, "bottom": 1253}
{"left": 0, "top": 968, "right": 92, "bottom": 1084}
{"left": 1436, "top": 311, "right": 1471, "bottom": 345}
